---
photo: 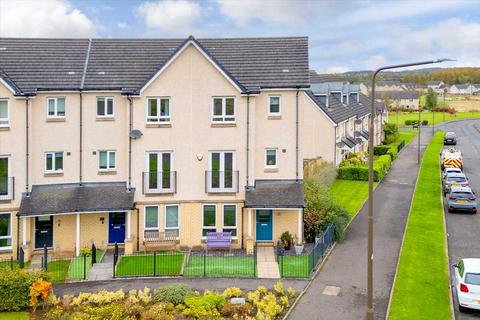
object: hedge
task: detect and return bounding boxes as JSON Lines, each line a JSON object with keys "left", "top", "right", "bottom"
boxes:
{"left": 373, "top": 145, "right": 390, "bottom": 156}
{"left": 0, "top": 268, "right": 48, "bottom": 311}
{"left": 337, "top": 155, "right": 392, "bottom": 182}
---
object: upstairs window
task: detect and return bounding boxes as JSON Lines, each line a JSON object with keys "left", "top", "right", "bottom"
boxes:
{"left": 331, "top": 92, "right": 342, "bottom": 102}
{"left": 45, "top": 152, "right": 63, "bottom": 173}
{"left": 316, "top": 95, "right": 327, "bottom": 105}
{"left": 349, "top": 92, "right": 359, "bottom": 102}
{"left": 99, "top": 150, "right": 116, "bottom": 171}
{"left": 342, "top": 94, "right": 348, "bottom": 104}
{"left": 0, "top": 100, "right": 9, "bottom": 127}
{"left": 97, "top": 97, "right": 114, "bottom": 117}
{"left": 269, "top": 96, "right": 281, "bottom": 115}
{"left": 147, "top": 97, "right": 171, "bottom": 123}
{"left": 212, "top": 97, "right": 235, "bottom": 123}
{"left": 47, "top": 97, "right": 66, "bottom": 118}
{"left": 265, "top": 148, "right": 278, "bottom": 168}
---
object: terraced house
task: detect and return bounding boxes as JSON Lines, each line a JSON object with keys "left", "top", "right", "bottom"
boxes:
{"left": 0, "top": 36, "right": 384, "bottom": 260}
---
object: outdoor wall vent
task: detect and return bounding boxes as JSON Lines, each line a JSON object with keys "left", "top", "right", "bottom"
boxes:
{"left": 282, "top": 69, "right": 290, "bottom": 73}
{"left": 67, "top": 71, "right": 75, "bottom": 75}
{"left": 0, "top": 47, "right": 6, "bottom": 51}
{"left": 97, "top": 71, "right": 106, "bottom": 75}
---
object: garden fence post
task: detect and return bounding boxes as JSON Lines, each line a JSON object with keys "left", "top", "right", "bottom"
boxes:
{"left": 19, "top": 247, "right": 24, "bottom": 269}
{"left": 153, "top": 251, "right": 157, "bottom": 277}
{"left": 254, "top": 245, "right": 257, "bottom": 277}
{"left": 203, "top": 251, "right": 206, "bottom": 277}
{"left": 113, "top": 247, "right": 118, "bottom": 278}
{"left": 91, "top": 243, "right": 97, "bottom": 265}
{"left": 83, "top": 254, "right": 87, "bottom": 280}
{"left": 43, "top": 244, "right": 48, "bottom": 270}
{"left": 10, "top": 256, "right": 13, "bottom": 270}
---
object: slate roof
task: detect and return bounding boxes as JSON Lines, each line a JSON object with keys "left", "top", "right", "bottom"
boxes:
{"left": 428, "top": 81, "right": 443, "bottom": 86}
{"left": 0, "top": 36, "right": 309, "bottom": 94}
{"left": 305, "top": 90, "right": 356, "bottom": 124}
{"left": 375, "top": 90, "right": 419, "bottom": 100}
{"left": 341, "top": 136, "right": 357, "bottom": 149}
{"left": 452, "top": 84, "right": 471, "bottom": 90}
{"left": 245, "top": 180, "right": 304, "bottom": 208}
{"left": 18, "top": 182, "right": 135, "bottom": 216}
{"left": 309, "top": 70, "right": 343, "bottom": 83}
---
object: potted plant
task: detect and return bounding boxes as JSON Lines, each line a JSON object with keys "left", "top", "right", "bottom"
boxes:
{"left": 280, "top": 231, "right": 293, "bottom": 250}
{"left": 276, "top": 240, "right": 285, "bottom": 256}
{"left": 294, "top": 236, "right": 304, "bottom": 255}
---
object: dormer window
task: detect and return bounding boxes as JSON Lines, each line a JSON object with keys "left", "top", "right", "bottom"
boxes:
{"left": 349, "top": 92, "right": 359, "bottom": 102}
{"left": 342, "top": 94, "right": 348, "bottom": 104}
{"left": 331, "top": 92, "right": 341, "bottom": 102}
{"left": 316, "top": 95, "right": 327, "bottom": 105}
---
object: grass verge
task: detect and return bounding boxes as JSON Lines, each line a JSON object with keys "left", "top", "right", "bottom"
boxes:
{"left": 0, "top": 312, "right": 29, "bottom": 320}
{"left": 47, "top": 249, "right": 104, "bottom": 283}
{"left": 398, "top": 129, "right": 418, "bottom": 146}
{"left": 278, "top": 255, "right": 311, "bottom": 278}
{"left": 331, "top": 180, "right": 377, "bottom": 218}
{"left": 388, "top": 131, "right": 451, "bottom": 319}
{"left": 388, "top": 111, "right": 480, "bottom": 127}
{"left": 183, "top": 256, "right": 255, "bottom": 277}
{"left": 115, "top": 252, "right": 185, "bottom": 277}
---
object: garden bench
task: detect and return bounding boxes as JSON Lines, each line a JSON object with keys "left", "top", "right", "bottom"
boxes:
{"left": 206, "top": 232, "right": 232, "bottom": 253}
{"left": 143, "top": 230, "right": 178, "bottom": 251}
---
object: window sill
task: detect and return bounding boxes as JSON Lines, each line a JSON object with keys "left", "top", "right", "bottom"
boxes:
{"left": 44, "top": 172, "right": 64, "bottom": 177}
{"left": 268, "top": 115, "right": 282, "bottom": 120}
{"left": 96, "top": 117, "right": 115, "bottom": 121}
{"left": 264, "top": 168, "right": 279, "bottom": 173}
{"left": 98, "top": 170, "right": 117, "bottom": 175}
{"left": 0, "top": 126, "right": 10, "bottom": 131}
{"left": 146, "top": 123, "right": 172, "bottom": 128}
{"left": 211, "top": 123, "right": 236, "bottom": 128}
{"left": 46, "top": 117, "right": 66, "bottom": 122}
{"left": 0, "top": 248, "right": 13, "bottom": 254}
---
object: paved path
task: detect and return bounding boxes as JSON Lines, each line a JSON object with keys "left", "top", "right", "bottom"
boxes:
{"left": 439, "top": 119, "right": 480, "bottom": 319}
{"left": 87, "top": 250, "right": 115, "bottom": 281}
{"left": 257, "top": 246, "right": 280, "bottom": 279}
{"left": 54, "top": 277, "right": 308, "bottom": 296}
{"left": 289, "top": 129, "right": 433, "bottom": 320}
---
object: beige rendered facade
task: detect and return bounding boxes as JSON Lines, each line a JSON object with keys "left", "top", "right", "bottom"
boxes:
{"left": 0, "top": 37, "right": 384, "bottom": 260}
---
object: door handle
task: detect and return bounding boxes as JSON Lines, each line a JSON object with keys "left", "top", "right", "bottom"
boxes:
{"left": 261, "top": 224, "right": 267, "bottom": 226}
{"left": 113, "top": 226, "right": 121, "bottom": 229}
{"left": 40, "top": 230, "right": 48, "bottom": 234}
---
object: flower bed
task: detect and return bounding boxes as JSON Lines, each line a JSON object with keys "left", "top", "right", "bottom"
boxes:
{"left": 33, "top": 282, "right": 298, "bottom": 319}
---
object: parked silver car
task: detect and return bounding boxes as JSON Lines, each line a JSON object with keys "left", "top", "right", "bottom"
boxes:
{"left": 443, "top": 173, "right": 469, "bottom": 196}
{"left": 447, "top": 186, "right": 477, "bottom": 214}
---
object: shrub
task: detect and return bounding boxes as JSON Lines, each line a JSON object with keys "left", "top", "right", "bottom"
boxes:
{"left": 29, "top": 278, "right": 53, "bottom": 311}
{"left": 140, "top": 302, "right": 176, "bottom": 320}
{"left": 374, "top": 145, "right": 390, "bottom": 156}
{"left": 280, "top": 231, "right": 293, "bottom": 250}
{"left": 421, "top": 120, "right": 429, "bottom": 125}
{"left": 383, "top": 123, "right": 399, "bottom": 144}
{"left": 222, "top": 287, "right": 242, "bottom": 299}
{"left": 79, "top": 247, "right": 92, "bottom": 257}
{"left": 220, "top": 302, "right": 252, "bottom": 318}
{"left": 154, "top": 283, "right": 193, "bottom": 305}
{"left": 70, "top": 289, "right": 125, "bottom": 307}
{"left": 0, "top": 268, "right": 47, "bottom": 311}
{"left": 182, "top": 293, "right": 226, "bottom": 319}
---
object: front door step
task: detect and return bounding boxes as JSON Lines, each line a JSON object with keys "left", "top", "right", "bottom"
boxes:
{"left": 256, "top": 242, "right": 274, "bottom": 247}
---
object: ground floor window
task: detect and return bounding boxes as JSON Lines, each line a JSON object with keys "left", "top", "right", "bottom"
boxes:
{"left": 165, "top": 205, "right": 179, "bottom": 238}
{"left": 222, "top": 205, "right": 237, "bottom": 237}
{"left": 202, "top": 205, "right": 216, "bottom": 237}
{"left": 144, "top": 206, "right": 159, "bottom": 231}
{"left": 0, "top": 213, "right": 11, "bottom": 249}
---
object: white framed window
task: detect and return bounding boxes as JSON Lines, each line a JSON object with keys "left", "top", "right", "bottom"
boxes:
{"left": 45, "top": 152, "right": 63, "bottom": 173}
{"left": 99, "top": 150, "right": 116, "bottom": 171}
{"left": 165, "top": 204, "right": 179, "bottom": 239}
{"left": 144, "top": 206, "right": 159, "bottom": 231}
{"left": 0, "top": 212, "right": 12, "bottom": 250}
{"left": 0, "top": 99, "right": 9, "bottom": 127}
{"left": 47, "top": 97, "right": 66, "bottom": 118}
{"left": 222, "top": 204, "right": 237, "bottom": 238}
{"left": 316, "top": 94, "right": 327, "bottom": 105}
{"left": 212, "top": 97, "right": 235, "bottom": 123}
{"left": 96, "top": 97, "right": 114, "bottom": 117}
{"left": 268, "top": 96, "right": 281, "bottom": 115}
{"left": 147, "top": 151, "right": 173, "bottom": 191}
{"left": 208, "top": 151, "right": 236, "bottom": 192}
{"left": 202, "top": 204, "right": 216, "bottom": 238}
{"left": 147, "top": 97, "right": 171, "bottom": 123}
{"left": 265, "top": 148, "right": 278, "bottom": 168}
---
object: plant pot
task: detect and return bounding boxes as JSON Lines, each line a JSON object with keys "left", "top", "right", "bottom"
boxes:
{"left": 294, "top": 244, "right": 304, "bottom": 255}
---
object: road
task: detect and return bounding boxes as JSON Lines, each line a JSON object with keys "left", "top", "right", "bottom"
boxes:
{"left": 440, "top": 119, "right": 480, "bottom": 319}
{"left": 289, "top": 130, "right": 433, "bottom": 320}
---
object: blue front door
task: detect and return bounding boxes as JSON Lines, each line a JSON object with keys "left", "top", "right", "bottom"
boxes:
{"left": 256, "top": 210, "right": 273, "bottom": 241}
{"left": 109, "top": 212, "right": 125, "bottom": 244}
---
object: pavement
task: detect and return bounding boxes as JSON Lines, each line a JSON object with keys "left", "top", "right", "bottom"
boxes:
{"left": 87, "top": 250, "right": 115, "bottom": 281}
{"left": 53, "top": 277, "right": 308, "bottom": 297}
{"left": 256, "top": 246, "right": 280, "bottom": 279}
{"left": 289, "top": 129, "right": 433, "bottom": 320}
{"left": 439, "top": 119, "right": 480, "bottom": 319}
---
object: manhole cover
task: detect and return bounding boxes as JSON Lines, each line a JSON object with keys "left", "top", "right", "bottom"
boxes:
{"left": 322, "top": 286, "right": 341, "bottom": 296}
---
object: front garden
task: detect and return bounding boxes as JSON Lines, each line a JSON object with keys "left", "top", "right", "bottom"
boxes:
{"left": 0, "top": 266, "right": 300, "bottom": 320}
{"left": 47, "top": 249, "right": 105, "bottom": 283}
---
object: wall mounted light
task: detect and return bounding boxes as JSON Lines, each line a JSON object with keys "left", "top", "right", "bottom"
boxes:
{"left": 100, "top": 217, "right": 105, "bottom": 224}
{"left": 57, "top": 219, "right": 61, "bottom": 227}
{"left": 196, "top": 154, "right": 204, "bottom": 161}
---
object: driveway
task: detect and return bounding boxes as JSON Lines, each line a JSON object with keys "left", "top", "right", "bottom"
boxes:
{"left": 440, "top": 119, "right": 480, "bottom": 319}
{"left": 289, "top": 129, "right": 433, "bottom": 320}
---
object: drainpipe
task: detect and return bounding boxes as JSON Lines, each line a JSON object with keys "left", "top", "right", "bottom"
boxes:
{"left": 127, "top": 96, "right": 133, "bottom": 190}
{"left": 334, "top": 126, "right": 337, "bottom": 165}
{"left": 135, "top": 206, "right": 140, "bottom": 251}
{"left": 16, "top": 216, "right": 20, "bottom": 260}
{"left": 79, "top": 92, "right": 83, "bottom": 185}
{"left": 295, "top": 88, "right": 299, "bottom": 181}
{"left": 25, "top": 98, "right": 29, "bottom": 192}
{"left": 246, "top": 95, "right": 250, "bottom": 187}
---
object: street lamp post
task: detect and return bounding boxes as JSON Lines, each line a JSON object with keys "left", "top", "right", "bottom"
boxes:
{"left": 367, "top": 58, "right": 452, "bottom": 320}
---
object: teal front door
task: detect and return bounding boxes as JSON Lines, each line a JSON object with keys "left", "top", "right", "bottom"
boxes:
{"left": 256, "top": 210, "right": 273, "bottom": 241}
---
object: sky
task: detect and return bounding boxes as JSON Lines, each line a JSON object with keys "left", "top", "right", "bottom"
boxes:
{"left": 0, "top": 0, "right": 479, "bottom": 73}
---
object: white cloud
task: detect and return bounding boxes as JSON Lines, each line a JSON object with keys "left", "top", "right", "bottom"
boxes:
{"left": 117, "top": 22, "right": 129, "bottom": 30}
{"left": 136, "top": 0, "right": 200, "bottom": 36}
{"left": 318, "top": 66, "right": 351, "bottom": 74}
{"left": 0, "top": 0, "right": 96, "bottom": 37}
{"left": 365, "top": 55, "right": 386, "bottom": 70}
{"left": 215, "top": 0, "right": 315, "bottom": 27}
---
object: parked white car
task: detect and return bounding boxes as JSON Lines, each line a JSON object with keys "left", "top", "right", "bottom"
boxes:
{"left": 453, "top": 258, "right": 480, "bottom": 311}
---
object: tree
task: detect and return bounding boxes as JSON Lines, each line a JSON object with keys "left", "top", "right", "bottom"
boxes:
{"left": 425, "top": 88, "right": 438, "bottom": 110}
{"left": 382, "top": 93, "right": 393, "bottom": 110}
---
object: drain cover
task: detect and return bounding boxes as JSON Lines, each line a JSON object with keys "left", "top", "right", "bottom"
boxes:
{"left": 322, "top": 286, "right": 341, "bottom": 296}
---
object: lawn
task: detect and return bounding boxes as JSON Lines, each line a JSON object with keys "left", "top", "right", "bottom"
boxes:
{"left": 47, "top": 249, "right": 104, "bottom": 283}
{"left": 388, "top": 131, "right": 451, "bottom": 319}
{"left": 330, "top": 180, "right": 377, "bottom": 219}
{"left": 183, "top": 255, "right": 255, "bottom": 277}
{"left": 115, "top": 252, "right": 185, "bottom": 277}
{"left": 278, "top": 255, "right": 311, "bottom": 278}
{"left": 0, "top": 312, "right": 29, "bottom": 320}
{"left": 398, "top": 129, "right": 418, "bottom": 146}
{"left": 388, "top": 111, "right": 480, "bottom": 127}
